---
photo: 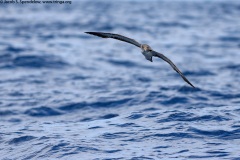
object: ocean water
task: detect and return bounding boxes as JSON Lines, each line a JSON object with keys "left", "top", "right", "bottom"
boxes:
{"left": 0, "top": 0, "right": 240, "bottom": 159}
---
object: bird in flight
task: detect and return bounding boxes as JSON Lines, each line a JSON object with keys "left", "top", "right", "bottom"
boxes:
{"left": 85, "top": 32, "right": 195, "bottom": 88}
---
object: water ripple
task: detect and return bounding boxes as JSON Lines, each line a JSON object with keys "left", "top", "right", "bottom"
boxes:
{"left": 9, "top": 136, "right": 36, "bottom": 145}
{"left": 13, "top": 55, "right": 68, "bottom": 69}
{"left": 24, "top": 107, "right": 62, "bottom": 117}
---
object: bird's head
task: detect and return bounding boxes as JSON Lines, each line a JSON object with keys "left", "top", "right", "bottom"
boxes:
{"left": 141, "top": 44, "right": 152, "bottom": 52}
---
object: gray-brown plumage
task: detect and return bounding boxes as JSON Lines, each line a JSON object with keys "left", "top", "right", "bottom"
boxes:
{"left": 85, "top": 32, "right": 195, "bottom": 88}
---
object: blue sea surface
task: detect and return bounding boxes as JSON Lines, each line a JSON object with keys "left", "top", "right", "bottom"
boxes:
{"left": 0, "top": 0, "right": 240, "bottom": 159}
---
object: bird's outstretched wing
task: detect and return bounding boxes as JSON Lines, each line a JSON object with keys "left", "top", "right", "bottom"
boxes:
{"left": 152, "top": 50, "right": 195, "bottom": 88}
{"left": 85, "top": 32, "right": 141, "bottom": 48}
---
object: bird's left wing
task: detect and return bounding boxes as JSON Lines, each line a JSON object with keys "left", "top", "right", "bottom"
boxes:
{"left": 152, "top": 50, "right": 195, "bottom": 88}
{"left": 85, "top": 32, "right": 141, "bottom": 48}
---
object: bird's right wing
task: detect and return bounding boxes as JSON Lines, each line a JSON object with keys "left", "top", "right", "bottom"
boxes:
{"left": 152, "top": 50, "right": 195, "bottom": 88}
{"left": 85, "top": 32, "right": 141, "bottom": 48}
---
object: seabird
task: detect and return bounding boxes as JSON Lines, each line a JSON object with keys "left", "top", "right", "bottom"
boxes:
{"left": 85, "top": 32, "right": 195, "bottom": 88}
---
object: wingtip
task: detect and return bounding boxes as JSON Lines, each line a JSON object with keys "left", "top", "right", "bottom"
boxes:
{"left": 84, "top": 32, "right": 108, "bottom": 38}
{"left": 85, "top": 32, "right": 97, "bottom": 34}
{"left": 189, "top": 83, "right": 195, "bottom": 88}
{"left": 84, "top": 32, "right": 99, "bottom": 36}
{"left": 184, "top": 78, "right": 195, "bottom": 88}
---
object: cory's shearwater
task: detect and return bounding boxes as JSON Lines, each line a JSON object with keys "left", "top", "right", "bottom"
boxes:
{"left": 85, "top": 32, "right": 195, "bottom": 88}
